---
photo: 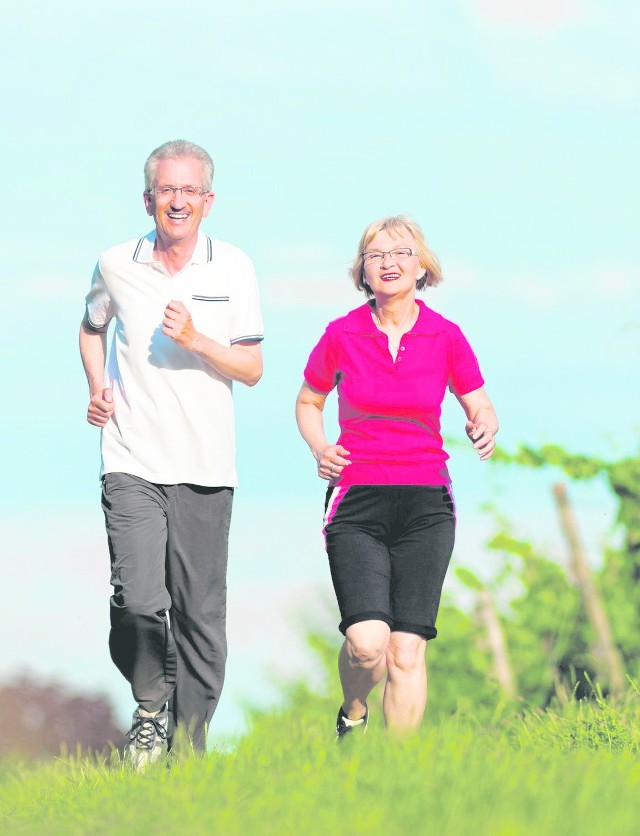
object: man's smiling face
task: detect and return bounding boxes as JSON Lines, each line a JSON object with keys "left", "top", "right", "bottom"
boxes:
{"left": 144, "top": 157, "right": 214, "bottom": 246}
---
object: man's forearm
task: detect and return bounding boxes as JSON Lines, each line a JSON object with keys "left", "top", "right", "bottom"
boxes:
{"left": 161, "top": 300, "right": 262, "bottom": 385}
{"left": 79, "top": 322, "right": 108, "bottom": 394}
{"left": 190, "top": 336, "right": 263, "bottom": 387}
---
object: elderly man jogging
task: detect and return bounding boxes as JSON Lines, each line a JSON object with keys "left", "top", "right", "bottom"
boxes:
{"left": 79, "top": 139, "right": 263, "bottom": 768}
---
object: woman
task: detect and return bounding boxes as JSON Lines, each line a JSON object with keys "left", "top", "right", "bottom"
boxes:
{"left": 295, "top": 216, "right": 498, "bottom": 738}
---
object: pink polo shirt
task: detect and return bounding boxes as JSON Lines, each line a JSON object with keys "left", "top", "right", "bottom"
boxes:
{"left": 304, "top": 300, "right": 484, "bottom": 486}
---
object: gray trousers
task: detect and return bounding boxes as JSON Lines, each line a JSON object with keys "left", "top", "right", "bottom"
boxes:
{"left": 101, "top": 473, "right": 233, "bottom": 750}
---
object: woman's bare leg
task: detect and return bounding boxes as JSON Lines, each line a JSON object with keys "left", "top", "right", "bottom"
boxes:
{"left": 338, "top": 620, "right": 390, "bottom": 718}
{"left": 383, "top": 632, "right": 427, "bottom": 734}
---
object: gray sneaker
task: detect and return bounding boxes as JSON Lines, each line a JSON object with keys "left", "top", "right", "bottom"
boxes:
{"left": 126, "top": 708, "right": 169, "bottom": 771}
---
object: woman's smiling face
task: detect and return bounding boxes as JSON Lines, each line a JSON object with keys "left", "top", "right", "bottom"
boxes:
{"left": 362, "top": 229, "right": 425, "bottom": 300}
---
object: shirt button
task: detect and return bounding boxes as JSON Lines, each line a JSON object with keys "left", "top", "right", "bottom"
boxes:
{"left": 400, "top": 346, "right": 405, "bottom": 351}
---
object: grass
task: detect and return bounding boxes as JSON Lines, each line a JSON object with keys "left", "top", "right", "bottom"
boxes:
{"left": 2, "top": 688, "right": 640, "bottom": 835}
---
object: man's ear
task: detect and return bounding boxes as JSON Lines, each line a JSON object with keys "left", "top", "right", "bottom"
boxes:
{"left": 143, "top": 191, "right": 154, "bottom": 216}
{"left": 202, "top": 192, "right": 215, "bottom": 218}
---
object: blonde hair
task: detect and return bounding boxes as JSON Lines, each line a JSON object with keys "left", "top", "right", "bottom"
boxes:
{"left": 349, "top": 215, "right": 442, "bottom": 297}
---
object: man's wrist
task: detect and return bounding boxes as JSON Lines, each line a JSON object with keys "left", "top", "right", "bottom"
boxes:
{"left": 89, "top": 380, "right": 105, "bottom": 396}
{"left": 188, "top": 331, "right": 210, "bottom": 354}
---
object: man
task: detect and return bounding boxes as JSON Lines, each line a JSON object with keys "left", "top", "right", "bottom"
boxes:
{"left": 79, "top": 139, "right": 263, "bottom": 768}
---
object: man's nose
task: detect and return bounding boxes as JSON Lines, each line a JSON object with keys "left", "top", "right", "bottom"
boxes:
{"left": 170, "top": 189, "right": 187, "bottom": 208}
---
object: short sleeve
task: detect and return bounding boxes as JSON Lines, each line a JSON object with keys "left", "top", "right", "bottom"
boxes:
{"left": 448, "top": 325, "right": 485, "bottom": 396}
{"left": 84, "top": 262, "right": 115, "bottom": 333}
{"left": 229, "top": 254, "right": 264, "bottom": 344}
{"left": 304, "top": 326, "right": 339, "bottom": 393}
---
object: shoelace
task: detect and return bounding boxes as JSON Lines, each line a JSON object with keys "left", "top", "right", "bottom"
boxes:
{"left": 130, "top": 716, "right": 168, "bottom": 751}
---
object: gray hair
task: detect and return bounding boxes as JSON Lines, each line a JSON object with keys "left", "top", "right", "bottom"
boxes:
{"left": 144, "top": 139, "right": 214, "bottom": 192}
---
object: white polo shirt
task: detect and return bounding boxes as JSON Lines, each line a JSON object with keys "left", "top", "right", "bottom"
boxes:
{"left": 85, "top": 230, "right": 263, "bottom": 487}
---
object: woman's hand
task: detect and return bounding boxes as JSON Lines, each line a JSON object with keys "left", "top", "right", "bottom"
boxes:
{"left": 315, "top": 444, "right": 351, "bottom": 481}
{"left": 296, "top": 382, "right": 350, "bottom": 480}
{"left": 456, "top": 387, "right": 498, "bottom": 462}
{"left": 465, "top": 420, "right": 496, "bottom": 460}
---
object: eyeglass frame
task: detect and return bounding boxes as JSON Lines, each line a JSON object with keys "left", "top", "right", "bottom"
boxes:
{"left": 361, "top": 248, "right": 416, "bottom": 263}
{"left": 146, "top": 185, "right": 210, "bottom": 198}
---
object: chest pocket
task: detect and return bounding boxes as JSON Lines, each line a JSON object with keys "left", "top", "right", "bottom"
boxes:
{"left": 190, "top": 295, "right": 231, "bottom": 344}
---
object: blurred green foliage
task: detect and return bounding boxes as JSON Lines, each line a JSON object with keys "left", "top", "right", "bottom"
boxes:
{"left": 495, "top": 444, "right": 640, "bottom": 693}
{"left": 486, "top": 530, "right": 594, "bottom": 704}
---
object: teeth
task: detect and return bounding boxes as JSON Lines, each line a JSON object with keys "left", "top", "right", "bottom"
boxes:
{"left": 168, "top": 214, "right": 188, "bottom": 219}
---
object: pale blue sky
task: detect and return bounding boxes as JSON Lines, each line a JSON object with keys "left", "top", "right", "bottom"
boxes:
{"left": 0, "top": 1, "right": 637, "bottom": 738}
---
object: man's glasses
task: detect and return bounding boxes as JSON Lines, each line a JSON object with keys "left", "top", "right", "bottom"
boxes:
{"left": 362, "top": 248, "right": 415, "bottom": 263}
{"left": 149, "top": 186, "right": 208, "bottom": 198}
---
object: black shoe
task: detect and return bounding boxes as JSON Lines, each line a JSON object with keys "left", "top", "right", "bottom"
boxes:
{"left": 336, "top": 704, "right": 368, "bottom": 740}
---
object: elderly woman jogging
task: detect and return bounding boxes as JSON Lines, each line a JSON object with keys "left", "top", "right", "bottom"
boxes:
{"left": 295, "top": 215, "right": 498, "bottom": 738}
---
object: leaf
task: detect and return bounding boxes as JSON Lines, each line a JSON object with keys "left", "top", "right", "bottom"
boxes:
{"left": 455, "top": 567, "right": 484, "bottom": 591}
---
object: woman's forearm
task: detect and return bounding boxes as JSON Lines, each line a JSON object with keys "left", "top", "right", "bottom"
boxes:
{"left": 295, "top": 400, "right": 329, "bottom": 461}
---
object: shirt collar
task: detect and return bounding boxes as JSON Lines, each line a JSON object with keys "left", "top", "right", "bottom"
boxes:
{"left": 133, "top": 230, "right": 212, "bottom": 265}
{"left": 346, "top": 299, "right": 445, "bottom": 336}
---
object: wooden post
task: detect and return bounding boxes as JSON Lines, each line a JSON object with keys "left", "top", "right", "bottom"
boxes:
{"left": 475, "top": 588, "right": 516, "bottom": 699}
{"left": 552, "top": 482, "right": 625, "bottom": 694}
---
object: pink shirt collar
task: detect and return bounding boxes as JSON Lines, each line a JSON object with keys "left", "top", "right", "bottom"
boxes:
{"left": 344, "top": 299, "right": 446, "bottom": 336}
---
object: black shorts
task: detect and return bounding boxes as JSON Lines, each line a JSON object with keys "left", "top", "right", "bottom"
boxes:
{"left": 323, "top": 485, "right": 455, "bottom": 641}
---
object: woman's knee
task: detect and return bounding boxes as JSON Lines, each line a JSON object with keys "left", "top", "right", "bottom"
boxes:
{"left": 386, "top": 634, "right": 426, "bottom": 675}
{"left": 345, "top": 620, "right": 390, "bottom": 666}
